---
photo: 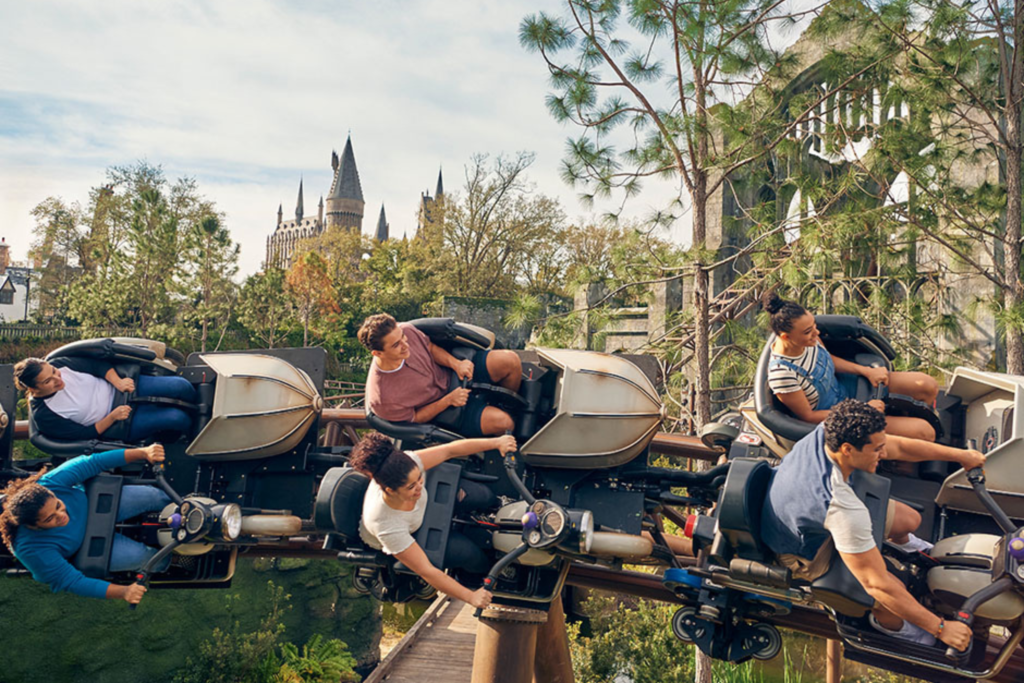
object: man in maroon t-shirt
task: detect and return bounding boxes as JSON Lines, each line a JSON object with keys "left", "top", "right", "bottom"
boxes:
{"left": 358, "top": 314, "right": 522, "bottom": 437}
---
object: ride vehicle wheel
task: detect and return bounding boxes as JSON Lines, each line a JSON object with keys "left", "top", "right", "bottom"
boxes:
{"left": 413, "top": 578, "right": 437, "bottom": 600}
{"left": 671, "top": 607, "right": 700, "bottom": 644}
{"left": 352, "top": 571, "right": 375, "bottom": 595}
{"left": 748, "top": 623, "right": 782, "bottom": 661}
{"left": 699, "top": 422, "right": 740, "bottom": 452}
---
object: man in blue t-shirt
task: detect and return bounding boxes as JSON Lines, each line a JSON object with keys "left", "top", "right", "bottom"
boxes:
{"left": 761, "top": 400, "right": 982, "bottom": 650}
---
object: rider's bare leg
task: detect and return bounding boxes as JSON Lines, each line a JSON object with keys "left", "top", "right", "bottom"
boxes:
{"left": 486, "top": 350, "right": 522, "bottom": 392}
{"left": 888, "top": 371, "right": 939, "bottom": 405}
{"left": 887, "top": 500, "right": 922, "bottom": 546}
{"left": 479, "top": 406, "right": 514, "bottom": 435}
{"left": 885, "top": 416, "right": 936, "bottom": 442}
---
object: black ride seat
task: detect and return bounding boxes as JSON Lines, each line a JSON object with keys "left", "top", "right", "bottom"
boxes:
{"left": 315, "top": 461, "right": 464, "bottom": 572}
{"left": 367, "top": 318, "right": 535, "bottom": 445}
{"left": 754, "top": 315, "right": 895, "bottom": 444}
{"left": 72, "top": 473, "right": 123, "bottom": 579}
{"left": 712, "top": 457, "right": 890, "bottom": 618}
{"left": 31, "top": 338, "right": 197, "bottom": 459}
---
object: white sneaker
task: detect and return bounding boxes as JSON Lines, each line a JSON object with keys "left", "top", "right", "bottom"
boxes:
{"left": 869, "top": 613, "right": 937, "bottom": 646}
{"left": 894, "top": 533, "right": 934, "bottom": 553}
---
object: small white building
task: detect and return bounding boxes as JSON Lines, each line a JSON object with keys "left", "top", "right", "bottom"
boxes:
{"left": 0, "top": 239, "right": 35, "bottom": 322}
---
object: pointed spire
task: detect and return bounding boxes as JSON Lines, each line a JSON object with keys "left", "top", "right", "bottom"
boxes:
{"left": 318, "top": 195, "right": 324, "bottom": 224}
{"left": 435, "top": 167, "right": 444, "bottom": 199}
{"left": 277, "top": 203, "right": 283, "bottom": 226}
{"left": 295, "top": 178, "right": 304, "bottom": 221}
{"left": 328, "top": 135, "right": 364, "bottom": 202}
{"left": 375, "top": 204, "right": 389, "bottom": 242}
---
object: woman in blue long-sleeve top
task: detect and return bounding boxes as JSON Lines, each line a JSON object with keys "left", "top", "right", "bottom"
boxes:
{"left": 0, "top": 445, "right": 170, "bottom": 605}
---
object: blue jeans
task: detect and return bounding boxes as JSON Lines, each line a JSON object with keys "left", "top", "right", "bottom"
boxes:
{"left": 128, "top": 375, "right": 197, "bottom": 442}
{"left": 108, "top": 485, "right": 172, "bottom": 573}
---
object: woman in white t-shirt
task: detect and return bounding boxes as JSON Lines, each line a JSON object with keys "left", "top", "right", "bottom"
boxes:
{"left": 349, "top": 432, "right": 517, "bottom": 610}
{"left": 762, "top": 294, "right": 939, "bottom": 440}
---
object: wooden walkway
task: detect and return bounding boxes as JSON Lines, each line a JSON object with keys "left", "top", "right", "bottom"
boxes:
{"left": 364, "top": 596, "right": 478, "bottom": 683}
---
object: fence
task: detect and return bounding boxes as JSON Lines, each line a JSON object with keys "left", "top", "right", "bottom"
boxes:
{"left": 0, "top": 324, "right": 144, "bottom": 341}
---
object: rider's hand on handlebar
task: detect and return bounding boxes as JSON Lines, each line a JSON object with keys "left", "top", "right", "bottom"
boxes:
{"left": 867, "top": 399, "right": 886, "bottom": 413}
{"left": 113, "top": 376, "right": 136, "bottom": 393}
{"left": 938, "top": 619, "right": 972, "bottom": 652}
{"left": 124, "top": 583, "right": 147, "bottom": 605}
{"left": 143, "top": 443, "right": 165, "bottom": 464}
{"left": 493, "top": 435, "right": 517, "bottom": 455}
{"left": 454, "top": 359, "right": 474, "bottom": 381}
{"left": 468, "top": 588, "right": 493, "bottom": 610}
{"left": 958, "top": 449, "right": 986, "bottom": 471}
{"left": 863, "top": 367, "right": 889, "bottom": 387}
{"left": 447, "top": 387, "right": 471, "bottom": 408}
{"left": 110, "top": 405, "right": 132, "bottom": 421}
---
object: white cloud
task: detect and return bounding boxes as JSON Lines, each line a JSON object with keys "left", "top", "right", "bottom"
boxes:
{"left": 0, "top": 0, "right": 753, "bottom": 275}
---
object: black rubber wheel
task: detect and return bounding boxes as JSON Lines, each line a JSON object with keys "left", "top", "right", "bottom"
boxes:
{"left": 671, "top": 607, "right": 700, "bottom": 644}
{"left": 699, "top": 422, "right": 740, "bottom": 452}
{"left": 750, "top": 623, "right": 782, "bottom": 661}
{"left": 352, "top": 572, "right": 373, "bottom": 595}
{"left": 413, "top": 578, "right": 437, "bottom": 600}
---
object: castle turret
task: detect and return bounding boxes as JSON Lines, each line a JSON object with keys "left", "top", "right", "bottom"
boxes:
{"left": 295, "top": 179, "right": 304, "bottom": 222}
{"left": 375, "top": 205, "right": 389, "bottom": 242}
{"left": 326, "top": 135, "right": 365, "bottom": 232}
{"left": 435, "top": 167, "right": 444, "bottom": 199}
{"left": 277, "top": 203, "right": 283, "bottom": 226}
{"left": 318, "top": 195, "right": 324, "bottom": 224}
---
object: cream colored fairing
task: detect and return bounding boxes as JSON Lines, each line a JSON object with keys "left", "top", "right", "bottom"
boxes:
{"left": 520, "top": 348, "right": 665, "bottom": 469}
{"left": 937, "top": 368, "right": 1024, "bottom": 518}
{"left": 186, "top": 354, "right": 323, "bottom": 460}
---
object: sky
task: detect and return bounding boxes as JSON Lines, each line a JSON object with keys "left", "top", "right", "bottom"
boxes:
{"left": 0, "top": 1, "right": 812, "bottom": 278}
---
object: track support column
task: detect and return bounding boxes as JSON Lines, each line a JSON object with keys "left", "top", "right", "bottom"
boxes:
{"left": 533, "top": 597, "right": 574, "bottom": 683}
{"left": 472, "top": 606, "right": 547, "bottom": 683}
{"left": 826, "top": 639, "right": 842, "bottom": 683}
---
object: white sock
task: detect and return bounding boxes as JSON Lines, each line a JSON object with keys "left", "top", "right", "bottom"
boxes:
{"left": 893, "top": 533, "right": 933, "bottom": 553}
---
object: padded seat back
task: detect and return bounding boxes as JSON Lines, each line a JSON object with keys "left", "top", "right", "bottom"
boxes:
{"left": 73, "top": 473, "right": 123, "bottom": 578}
{"left": 716, "top": 458, "right": 774, "bottom": 562}
{"left": 754, "top": 316, "right": 894, "bottom": 443}
{"left": 314, "top": 467, "right": 371, "bottom": 540}
{"left": 407, "top": 317, "right": 497, "bottom": 351}
{"left": 809, "top": 468, "right": 891, "bottom": 617}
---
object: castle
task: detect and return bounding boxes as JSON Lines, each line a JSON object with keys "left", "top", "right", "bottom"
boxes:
{"left": 265, "top": 135, "right": 444, "bottom": 269}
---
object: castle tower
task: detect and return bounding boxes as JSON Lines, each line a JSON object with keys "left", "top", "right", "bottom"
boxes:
{"left": 295, "top": 178, "right": 304, "bottom": 221}
{"left": 375, "top": 205, "right": 389, "bottom": 242}
{"left": 326, "top": 135, "right": 365, "bottom": 232}
{"left": 318, "top": 195, "right": 324, "bottom": 224}
{"left": 277, "top": 203, "right": 283, "bottom": 226}
{"left": 435, "top": 167, "right": 444, "bottom": 199}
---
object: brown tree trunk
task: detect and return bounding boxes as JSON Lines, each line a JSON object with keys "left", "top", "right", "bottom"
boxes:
{"left": 1003, "top": 29, "right": 1024, "bottom": 375}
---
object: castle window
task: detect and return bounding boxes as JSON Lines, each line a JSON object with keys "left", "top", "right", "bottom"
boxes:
{"left": 0, "top": 288, "right": 13, "bottom": 305}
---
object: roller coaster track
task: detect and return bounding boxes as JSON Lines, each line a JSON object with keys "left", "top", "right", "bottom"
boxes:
{"left": 14, "top": 416, "right": 1023, "bottom": 681}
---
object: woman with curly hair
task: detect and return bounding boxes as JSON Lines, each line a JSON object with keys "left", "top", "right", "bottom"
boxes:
{"left": 349, "top": 432, "right": 516, "bottom": 610}
{"left": 762, "top": 293, "right": 939, "bottom": 440}
{"left": 0, "top": 444, "right": 170, "bottom": 605}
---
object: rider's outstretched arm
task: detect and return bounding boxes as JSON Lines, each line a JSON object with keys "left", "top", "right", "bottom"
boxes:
{"left": 393, "top": 542, "right": 490, "bottom": 609}
{"left": 885, "top": 436, "right": 985, "bottom": 469}
{"left": 839, "top": 547, "right": 971, "bottom": 651}
{"left": 416, "top": 436, "right": 515, "bottom": 471}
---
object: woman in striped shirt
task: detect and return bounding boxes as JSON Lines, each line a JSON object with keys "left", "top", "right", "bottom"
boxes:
{"left": 763, "top": 294, "right": 939, "bottom": 441}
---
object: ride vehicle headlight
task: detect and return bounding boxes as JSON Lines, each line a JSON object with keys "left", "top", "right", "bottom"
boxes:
{"left": 216, "top": 504, "right": 243, "bottom": 540}
{"left": 576, "top": 510, "right": 594, "bottom": 553}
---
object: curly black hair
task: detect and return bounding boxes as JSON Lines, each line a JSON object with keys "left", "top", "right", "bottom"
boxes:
{"left": 348, "top": 432, "right": 418, "bottom": 491}
{"left": 761, "top": 293, "right": 809, "bottom": 336}
{"left": 823, "top": 400, "right": 887, "bottom": 452}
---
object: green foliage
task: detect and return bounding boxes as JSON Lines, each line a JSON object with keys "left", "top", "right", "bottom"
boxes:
{"left": 173, "top": 583, "right": 290, "bottom": 683}
{"left": 275, "top": 634, "right": 359, "bottom": 683}
{"left": 569, "top": 594, "right": 695, "bottom": 683}
{"left": 172, "top": 582, "right": 360, "bottom": 683}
